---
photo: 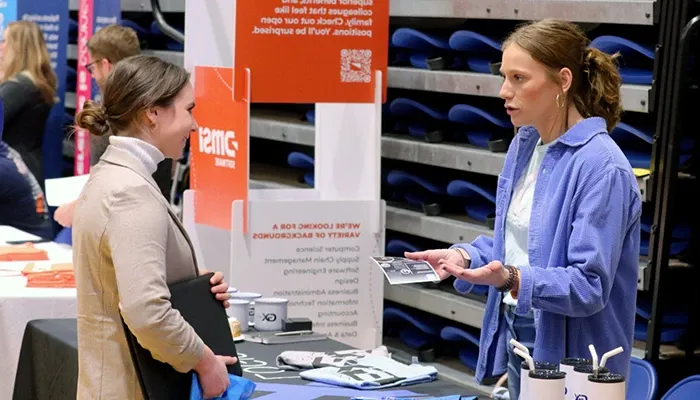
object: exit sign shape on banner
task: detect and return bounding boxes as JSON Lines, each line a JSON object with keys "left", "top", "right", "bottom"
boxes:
{"left": 191, "top": 66, "right": 250, "bottom": 231}
{"left": 233, "top": 0, "right": 388, "bottom": 103}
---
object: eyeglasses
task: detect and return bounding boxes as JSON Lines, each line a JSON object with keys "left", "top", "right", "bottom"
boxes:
{"left": 85, "top": 61, "right": 96, "bottom": 74}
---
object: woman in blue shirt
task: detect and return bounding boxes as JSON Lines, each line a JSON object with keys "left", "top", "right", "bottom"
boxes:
{"left": 406, "top": 19, "right": 641, "bottom": 399}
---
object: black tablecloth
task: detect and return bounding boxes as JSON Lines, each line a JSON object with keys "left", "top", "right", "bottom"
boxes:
{"left": 13, "top": 319, "right": 484, "bottom": 400}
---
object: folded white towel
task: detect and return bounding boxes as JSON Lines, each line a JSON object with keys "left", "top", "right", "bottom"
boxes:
{"left": 299, "top": 355, "right": 437, "bottom": 390}
{"left": 276, "top": 346, "right": 390, "bottom": 371}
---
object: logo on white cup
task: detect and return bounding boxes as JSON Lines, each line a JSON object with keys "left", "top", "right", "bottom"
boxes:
{"left": 254, "top": 298, "right": 288, "bottom": 331}
{"left": 261, "top": 312, "right": 277, "bottom": 322}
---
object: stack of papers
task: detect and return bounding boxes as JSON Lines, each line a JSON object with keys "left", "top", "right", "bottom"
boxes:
{"left": 370, "top": 256, "right": 441, "bottom": 285}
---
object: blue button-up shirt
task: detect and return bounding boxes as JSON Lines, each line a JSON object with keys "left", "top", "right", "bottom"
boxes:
{"left": 452, "top": 117, "right": 641, "bottom": 382}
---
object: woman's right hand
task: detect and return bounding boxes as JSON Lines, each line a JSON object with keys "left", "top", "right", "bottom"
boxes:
{"left": 404, "top": 249, "right": 467, "bottom": 280}
{"left": 54, "top": 200, "right": 77, "bottom": 227}
{"left": 194, "top": 346, "right": 238, "bottom": 398}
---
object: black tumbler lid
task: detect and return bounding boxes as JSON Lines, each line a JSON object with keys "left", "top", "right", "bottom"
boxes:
{"left": 560, "top": 357, "right": 592, "bottom": 366}
{"left": 521, "top": 361, "right": 558, "bottom": 371}
{"left": 588, "top": 373, "right": 626, "bottom": 383}
{"left": 574, "top": 364, "right": 609, "bottom": 374}
{"left": 528, "top": 369, "right": 567, "bottom": 380}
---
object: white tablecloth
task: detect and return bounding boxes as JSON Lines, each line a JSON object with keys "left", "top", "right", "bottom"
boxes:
{"left": 0, "top": 241, "right": 77, "bottom": 399}
{"left": 0, "top": 225, "right": 41, "bottom": 244}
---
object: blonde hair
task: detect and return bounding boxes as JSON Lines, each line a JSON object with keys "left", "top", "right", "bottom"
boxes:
{"left": 503, "top": 19, "right": 623, "bottom": 131}
{"left": 76, "top": 55, "right": 190, "bottom": 137}
{"left": 0, "top": 20, "right": 57, "bottom": 104}
{"left": 87, "top": 24, "right": 140, "bottom": 63}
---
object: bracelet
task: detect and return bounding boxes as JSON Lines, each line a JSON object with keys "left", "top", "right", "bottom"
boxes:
{"left": 496, "top": 265, "right": 517, "bottom": 293}
{"left": 453, "top": 248, "right": 471, "bottom": 268}
{"left": 510, "top": 268, "right": 520, "bottom": 299}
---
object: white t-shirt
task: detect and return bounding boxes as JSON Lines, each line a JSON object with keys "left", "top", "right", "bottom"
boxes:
{"left": 503, "top": 139, "right": 554, "bottom": 306}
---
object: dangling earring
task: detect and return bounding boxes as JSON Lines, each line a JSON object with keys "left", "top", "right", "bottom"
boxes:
{"left": 555, "top": 94, "right": 561, "bottom": 108}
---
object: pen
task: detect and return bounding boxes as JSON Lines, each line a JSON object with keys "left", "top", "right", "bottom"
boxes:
{"left": 274, "top": 330, "right": 313, "bottom": 336}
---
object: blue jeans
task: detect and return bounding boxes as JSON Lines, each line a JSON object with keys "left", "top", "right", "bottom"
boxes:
{"left": 504, "top": 306, "right": 536, "bottom": 400}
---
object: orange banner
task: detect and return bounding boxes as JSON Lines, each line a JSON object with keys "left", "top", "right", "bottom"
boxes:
{"left": 234, "top": 0, "right": 388, "bottom": 103}
{"left": 190, "top": 66, "right": 249, "bottom": 231}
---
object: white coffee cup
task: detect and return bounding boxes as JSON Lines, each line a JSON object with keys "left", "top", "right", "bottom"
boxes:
{"left": 559, "top": 358, "right": 591, "bottom": 400}
{"left": 520, "top": 361, "right": 558, "bottom": 399}
{"left": 230, "top": 292, "right": 262, "bottom": 325}
{"left": 585, "top": 372, "right": 626, "bottom": 400}
{"left": 227, "top": 299, "right": 251, "bottom": 332}
{"left": 253, "top": 297, "right": 289, "bottom": 331}
{"left": 227, "top": 286, "right": 238, "bottom": 293}
{"left": 569, "top": 364, "right": 609, "bottom": 400}
{"left": 527, "top": 369, "right": 567, "bottom": 400}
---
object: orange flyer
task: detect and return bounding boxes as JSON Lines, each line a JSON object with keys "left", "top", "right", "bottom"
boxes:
{"left": 191, "top": 66, "right": 249, "bottom": 231}
{"left": 234, "top": 0, "right": 389, "bottom": 103}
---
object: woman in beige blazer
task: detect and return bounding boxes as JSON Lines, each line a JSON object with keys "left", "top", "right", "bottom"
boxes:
{"left": 72, "top": 55, "right": 236, "bottom": 399}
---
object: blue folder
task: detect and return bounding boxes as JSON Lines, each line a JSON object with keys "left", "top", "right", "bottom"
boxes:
{"left": 389, "top": 98, "right": 450, "bottom": 141}
{"left": 446, "top": 179, "right": 497, "bottom": 225}
{"left": 150, "top": 21, "right": 185, "bottom": 51}
{"left": 391, "top": 28, "right": 453, "bottom": 70}
{"left": 287, "top": 152, "right": 315, "bottom": 187}
{"left": 589, "top": 36, "right": 654, "bottom": 85}
{"left": 448, "top": 30, "right": 502, "bottom": 73}
{"left": 610, "top": 122, "right": 692, "bottom": 168}
{"left": 386, "top": 170, "right": 446, "bottom": 211}
{"left": 447, "top": 104, "right": 512, "bottom": 150}
{"left": 386, "top": 239, "right": 421, "bottom": 256}
{"left": 440, "top": 326, "right": 481, "bottom": 370}
{"left": 384, "top": 307, "right": 444, "bottom": 350}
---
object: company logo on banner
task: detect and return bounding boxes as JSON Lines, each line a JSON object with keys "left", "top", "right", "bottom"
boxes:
{"left": 74, "top": 0, "right": 120, "bottom": 175}
{"left": 233, "top": 0, "right": 388, "bottom": 103}
{"left": 191, "top": 66, "right": 249, "bottom": 231}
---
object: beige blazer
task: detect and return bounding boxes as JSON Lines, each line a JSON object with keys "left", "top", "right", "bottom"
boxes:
{"left": 72, "top": 146, "right": 204, "bottom": 400}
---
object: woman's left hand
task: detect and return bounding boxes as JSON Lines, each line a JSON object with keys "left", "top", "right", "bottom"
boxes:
{"left": 438, "top": 259, "right": 510, "bottom": 287}
{"left": 201, "top": 269, "right": 230, "bottom": 308}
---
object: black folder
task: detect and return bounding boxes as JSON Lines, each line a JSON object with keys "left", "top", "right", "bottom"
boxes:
{"left": 122, "top": 272, "right": 243, "bottom": 400}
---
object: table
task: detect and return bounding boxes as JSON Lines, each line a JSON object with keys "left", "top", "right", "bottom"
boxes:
{"left": 0, "top": 225, "right": 41, "bottom": 244}
{"left": 1, "top": 242, "right": 76, "bottom": 399}
{"left": 13, "top": 319, "right": 485, "bottom": 400}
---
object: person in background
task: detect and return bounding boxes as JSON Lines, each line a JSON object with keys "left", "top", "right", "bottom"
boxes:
{"left": 53, "top": 24, "right": 174, "bottom": 227}
{"left": 4, "top": 139, "right": 48, "bottom": 219}
{"left": 72, "top": 55, "right": 235, "bottom": 399}
{"left": 405, "top": 19, "right": 640, "bottom": 399}
{"left": 0, "top": 138, "right": 52, "bottom": 239}
{"left": 0, "top": 20, "right": 58, "bottom": 186}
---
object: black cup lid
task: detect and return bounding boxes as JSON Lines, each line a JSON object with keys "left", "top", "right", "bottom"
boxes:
{"left": 521, "top": 361, "right": 558, "bottom": 371}
{"left": 574, "top": 364, "right": 609, "bottom": 374}
{"left": 560, "top": 357, "right": 592, "bottom": 367}
{"left": 588, "top": 373, "right": 626, "bottom": 383}
{"left": 529, "top": 370, "right": 567, "bottom": 380}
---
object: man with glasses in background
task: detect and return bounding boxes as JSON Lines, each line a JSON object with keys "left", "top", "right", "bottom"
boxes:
{"left": 54, "top": 24, "right": 175, "bottom": 227}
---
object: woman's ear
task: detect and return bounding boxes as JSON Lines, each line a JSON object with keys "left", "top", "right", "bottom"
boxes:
{"left": 559, "top": 67, "right": 574, "bottom": 94}
{"left": 144, "top": 107, "right": 159, "bottom": 128}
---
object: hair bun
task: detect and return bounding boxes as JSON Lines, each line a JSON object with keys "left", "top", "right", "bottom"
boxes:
{"left": 75, "top": 100, "right": 110, "bottom": 137}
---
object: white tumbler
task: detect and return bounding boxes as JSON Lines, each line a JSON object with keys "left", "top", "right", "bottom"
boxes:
{"left": 520, "top": 361, "right": 558, "bottom": 399}
{"left": 527, "top": 369, "right": 567, "bottom": 400}
{"left": 230, "top": 292, "right": 262, "bottom": 326}
{"left": 227, "top": 299, "right": 251, "bottom": 332}
{"left": 253, "top": 297, "right": 289, "bottom": 331}
{"left": 568, "top": 364, "right": 609, "bottom": 400}
{"left": 585, "top": 373, "right": 626, "bottom": 400}
{"left": 559, "top": 358, "right": 591, "bottom": 400}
